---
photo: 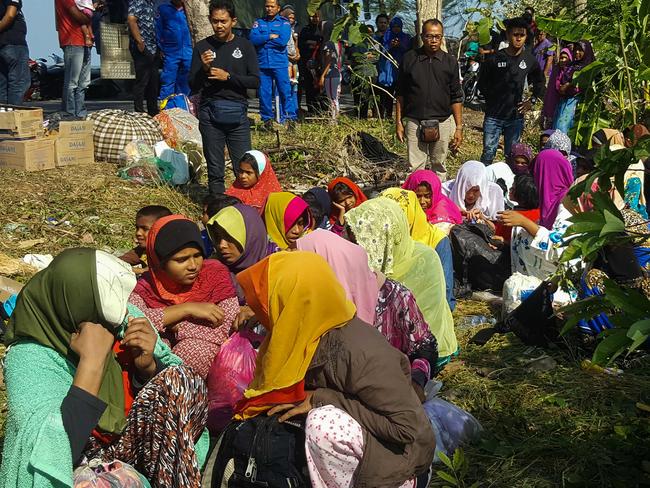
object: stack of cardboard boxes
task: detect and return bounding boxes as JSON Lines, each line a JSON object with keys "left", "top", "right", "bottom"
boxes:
{"left": 0, "top": 105, "right": 95, "bottom": 171}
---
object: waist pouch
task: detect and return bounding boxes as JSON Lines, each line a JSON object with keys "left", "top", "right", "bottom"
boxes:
{"left": 204, "top": 99, "right": 247, "bottom": 126}
{"left": 418, "top": 119, "right": 440, "bottom": 143}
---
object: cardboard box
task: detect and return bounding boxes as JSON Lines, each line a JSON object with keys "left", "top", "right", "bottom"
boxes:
{"left": 57, "top": 120, "right": 94, "bottom": 138}
{"left": 0, "top": 275, "right": 23, "bottom": 303}
{"left": 0, "top": 105, "right": 44, "bottom": 139}
{"left": 55, "top": 134, "right": 95, "bottom": 167}
{"left": 0, "top": 137, "right": 55, "bottom": 171}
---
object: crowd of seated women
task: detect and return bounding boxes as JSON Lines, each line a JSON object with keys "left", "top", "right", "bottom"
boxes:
{"left": 2, "top": 124, "right": 649, "bottom": 487}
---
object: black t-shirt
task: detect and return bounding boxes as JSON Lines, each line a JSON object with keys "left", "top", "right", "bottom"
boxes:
{"left": 190, "top": 35, "right": 260, "bottom": 105}
{"left": 478, "top": 48, "right": 545, "bottom": 119}
{"left": 0, "top": 0, "right": 27, "bottom": 46}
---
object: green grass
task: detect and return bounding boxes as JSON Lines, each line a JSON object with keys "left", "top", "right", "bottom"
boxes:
{"left": 1, "top": 110, "right": 649, "bottom": 486}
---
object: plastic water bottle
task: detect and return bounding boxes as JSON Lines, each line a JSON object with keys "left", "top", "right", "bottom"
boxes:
{"left": 456, "top": 315, "right": 496, "bottom": 330}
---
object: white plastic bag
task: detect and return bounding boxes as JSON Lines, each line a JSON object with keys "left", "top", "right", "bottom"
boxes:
{"left": 423, "top": 397, "right": 482, "bottom": 463}
{"left": 154, "top": 141, "right": 189, "bottom": 185}
{"left": 502, "top": 272, "right": 542, "bottom": 317}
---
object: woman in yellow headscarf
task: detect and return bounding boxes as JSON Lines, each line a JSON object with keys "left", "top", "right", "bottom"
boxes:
{"left": 263, "top": 192, "right": 312, "bottom": 250}
{"left": 226, "top": 251, "right": 435, "bottom": 488}
{"left": 381, "top": 188, "right": 456, "bottom": 311}
{"left": 346, "top": 197, "right": 458, "bottom": 362}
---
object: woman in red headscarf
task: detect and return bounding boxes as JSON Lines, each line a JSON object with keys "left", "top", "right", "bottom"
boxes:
{"left": 130, "top": 215, "right": 240, "bottom": 379}
{"left": 327, "top": 177, "right": 368, "bottom": 235}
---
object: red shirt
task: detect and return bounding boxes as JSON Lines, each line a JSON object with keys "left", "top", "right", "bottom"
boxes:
{"left": 55, "top": 0, "right": 88, "bottom": 47}
{"left": 495, "top": 208, "right": 541, "bottom": 243}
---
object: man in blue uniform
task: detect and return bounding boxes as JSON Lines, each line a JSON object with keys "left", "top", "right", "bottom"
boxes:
{"left": 156, "top": 0, "right": 192, "bottom": 100}
{"left": 249, "top": 0, "right": 296, "bottom": 129}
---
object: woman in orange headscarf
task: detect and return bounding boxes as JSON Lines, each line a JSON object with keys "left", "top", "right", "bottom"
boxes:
{"left": 327, "top": 177, "right": 368, "bottom": 235}
{"left": 230, "top": 251, "right": 435, "bottom": 488}
{"left": 130, "top": 215, "right": 239, "bottom": 378}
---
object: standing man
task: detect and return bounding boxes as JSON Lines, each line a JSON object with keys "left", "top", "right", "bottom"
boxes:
{"left": 190, "top": 0, "right": 259, "bottom": 195}
{"left": 395, "top": 19, "right": 462, "bottom": 179}
{"left": 250, "top": 0, "right": 296, "bottom": 130}
{"left": 127, "top": 0, "right": 159, "bottom": 116}
{"left": 478, "top": 17, "right": 545, "bottom": 165}
{"left": 0, "top": 0, "right": 29, "bottom": 105}
{"left": 157, "top": 0, "right": 193, "bottom": 100}
{"left": 298, "top": 9, "right": 322, "bottom": 114}
{"left": 55, "top": 0, "right": 93, "bottom": 117}
{"left": 374, "top": 13, "right": 388, "bottom": 41}
{"left": 532, "top": 30, "right": 554, "bottom": 79}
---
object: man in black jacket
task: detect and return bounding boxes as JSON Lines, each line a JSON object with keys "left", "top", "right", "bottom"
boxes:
{"left": 298, "top": 10, "right": 322, "bottom": 114}
{"left": 478, "top": 17, "right": 545, "bottom": 164}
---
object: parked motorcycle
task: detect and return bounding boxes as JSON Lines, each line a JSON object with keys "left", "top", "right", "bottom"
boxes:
{"left": 460, "top": 56, "right": 482, "bottom": 106}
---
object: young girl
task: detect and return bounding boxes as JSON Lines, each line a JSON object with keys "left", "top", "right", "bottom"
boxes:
{"left": 401, "top": 170, "right": 463, "bottom": 233}
{"left": 494, "top": 174, "right": 540, "bottom": 243}
{"left": 225, "top": 150, "right": 282, "bottom": 213}
{"left": 263, "top": 192, "right": 312, "bottom": 250}
{"left": 318, "top": 22, "right": 342, "bottom": 120}
{"left": 327, "top": 177, "right": 368, "bottom": 234}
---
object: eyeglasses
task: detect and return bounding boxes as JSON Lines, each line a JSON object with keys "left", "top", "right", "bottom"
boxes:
{"left": 423, "top": 34, "right": 443, "bottom": 41}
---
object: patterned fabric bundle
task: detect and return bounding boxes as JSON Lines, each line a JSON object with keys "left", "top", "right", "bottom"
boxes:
{"left": 89, "top": 110, "right": 163, "bottom": 164}
{"left": 154, "top": 108, "right": 202, "bottom": 150}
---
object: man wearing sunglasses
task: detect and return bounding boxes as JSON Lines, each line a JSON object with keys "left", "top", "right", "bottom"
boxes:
{"left": 395, "top": 18, "right": 463, "bottom": 180}
{"left": 478, "top": 17, "right": 545, "bottom": 165}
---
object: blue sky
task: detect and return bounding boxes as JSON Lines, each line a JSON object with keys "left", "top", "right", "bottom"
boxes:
{"left": 24, "top": 2, "right": 62, "bottom": 60}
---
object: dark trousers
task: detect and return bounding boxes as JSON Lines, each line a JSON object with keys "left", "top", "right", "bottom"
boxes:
{"left": 199, "top": 100, "right": 251, "bottom": 195}
{"left": 378, "top": 84, "right": 395, "bottom": 119}
{"left": 351, "top": 75, "right": 370, "bottom": 119}
{"left": 299, "top": 64, "right": 321, "bottom": 113}
{"left": 131, "top": 47, "right": 160, "bottom": 116}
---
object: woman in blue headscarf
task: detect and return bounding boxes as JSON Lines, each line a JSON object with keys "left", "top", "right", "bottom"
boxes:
{"left": 377, "top": 17, "right": 411, "bottom": 119}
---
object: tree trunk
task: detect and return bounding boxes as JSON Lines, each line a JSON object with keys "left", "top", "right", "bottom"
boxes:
{"left": 184, "top": 0, "right": 212, "bottom": 44}
{"left": 415, "top": 0, "right": 443, "bottom": 48}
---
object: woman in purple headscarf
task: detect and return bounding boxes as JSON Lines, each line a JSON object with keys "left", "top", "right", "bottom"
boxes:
{"left": 553, "top": 41, "right": 595, "bottom": 133}
{"left": 507, "top": 142, "right": 534, "bottom": 175}
{"left": 499, "top": 148, "right": 575, "bottom": 279}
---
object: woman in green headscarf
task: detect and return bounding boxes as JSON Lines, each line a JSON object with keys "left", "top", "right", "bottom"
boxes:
{"left": 1, "top": 248, "right": 209, "bottom": 488}
{"left": 346, "top": 198, "right": 459, "bottom": 365}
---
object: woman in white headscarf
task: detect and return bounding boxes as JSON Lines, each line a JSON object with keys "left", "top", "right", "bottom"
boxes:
{"left": 443, "top": 160, "right": 505, "bottom": 227}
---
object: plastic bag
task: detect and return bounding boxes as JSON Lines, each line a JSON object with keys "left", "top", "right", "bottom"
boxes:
{"left": 207, "top": 332, "right": 257, "bottom": 433}
{"left": 154, "top": 141, "right": 189, "bottom": 185}
{"left": 502, "top": 272, "right": 542, "bottom": 318}
{"left": 73, "top": 459, "right": 148, "bottom": 487}
{"left": 423, "top": 397, "right": 482, "bottom": 463}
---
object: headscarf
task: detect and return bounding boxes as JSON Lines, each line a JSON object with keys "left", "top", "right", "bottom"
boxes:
{"left": 556, "top": 47, "right": 574, "bottom": 86}
{"left": 544, "top": 129, "right": 572, "bottom": 155}
{"left": 507, "top": 142, "right": 534, "bottom": 175}
{"left": 592, "top": 129, "right": 625, "bottom": 148}
{"left": 134, "top": 215, "right": 235, "bottom": 307}
{"left": 235, "top": 252, "right": 356, "bottom": 418}
{"left": 535, "top": 149, "right": 574, "bottom": 229}
{"left": 445, "top": 160, "right": 505, "bottom": 219}
{"left": 6, "top": 248, "right": 137, "bottom": 434}
{"left": 304, "top": 187, "right": 332, "bottom": 229}
{"left": 225, "top": 150, "right": 282, "bottom": 212}
{"left": 574, "top": 40, "right": 595, "bottom": 69}
{"left": 378, "top": 17, "right": 411, "bottom": 87}
{"left": 381, "top": 188, "right": 447, "bottom": 248}
{"left": 401, "top": 170, "right": 463, "bottom": 224}
{"left": 327, "top": 177, "right": 368, "bottom": 223}
{"left": 486, "top": 162, "right": 516, "bottom": 207}
{"left": 297, "top": 229, "right": 379, "bottom": 324}
{"left": 346, "top": 198, "right": 457, "bottom": 357}
{"left": 208, "top": 204, "right": 270, "bottom": 273}
{"left": 263, "top": 192, "right": 311, "bottom": 249}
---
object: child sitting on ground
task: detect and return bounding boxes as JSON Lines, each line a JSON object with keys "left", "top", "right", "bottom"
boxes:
{"left": 327, "top": 177, "right": 368, "bottom": 235}
{"left": 120, "top": 205, "right": 172, "bottom": 273}
{"left": 225, "top": 150, "right": 281, "bottom": 213}
{"left": 201, "top": 194, "right": 241, "bottom": 257}
{"left": 495, "top": 175, "right": 540, "bottom": 243}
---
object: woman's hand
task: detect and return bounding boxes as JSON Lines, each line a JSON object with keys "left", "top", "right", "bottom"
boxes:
{"left": 122, "top": 316, "right": 157, "bottom": 379}
{"left": 268, "top": 391, "right": 314, "bottom": 422}
{"left": 233, "top": 305, "right": 256, "bottom": 331}
{"left": 332, "top": 201, "right": 346, "bottom": 225}
{"left": 498, "top": 210, "right": 530, "bottom": 228}
{"left": 464, "top": 208, "right": 483, "bottom": 222}
{"left": 70, "top": 321, "right": 115, "bottom": 362}
{"left": 185, "top": 302, "right": 225, "bottom": 327}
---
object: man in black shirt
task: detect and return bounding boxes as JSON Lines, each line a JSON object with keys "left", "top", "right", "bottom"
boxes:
{"left": 395, "top": 19, "right": 463, "bottom": 179}
{"left": 478, "top": 17, "right": 545, "bottom": 164}
{"left": 0, "top": 0, "right": 29, "bottom": 105}
{"left": 190, "top": 0, "right": 260, "bottom": 196}
{"left": 297, "top": 10, "right": 322, "bottom": 113}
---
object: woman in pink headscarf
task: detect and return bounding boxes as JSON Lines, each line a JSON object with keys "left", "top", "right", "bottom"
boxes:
{"left": 297, "top": 228, "right": 439, "bottom": 388}
{"left": 402, "top": 169, "right": 462, "bottom": 233}
{"left": 499, "top": 149, "right": 575, "bottom": 279}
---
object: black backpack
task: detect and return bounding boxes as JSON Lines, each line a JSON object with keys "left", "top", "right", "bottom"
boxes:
{"left": 202, "top": 415, "right": 309, "bottom": 488}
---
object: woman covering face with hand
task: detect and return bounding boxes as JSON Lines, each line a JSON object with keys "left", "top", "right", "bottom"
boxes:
{"left": 1, "top": 248, "right": 209, "bottom": 488}
{"left": 130, "top": 215, "right": 239, "bottom": 379}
